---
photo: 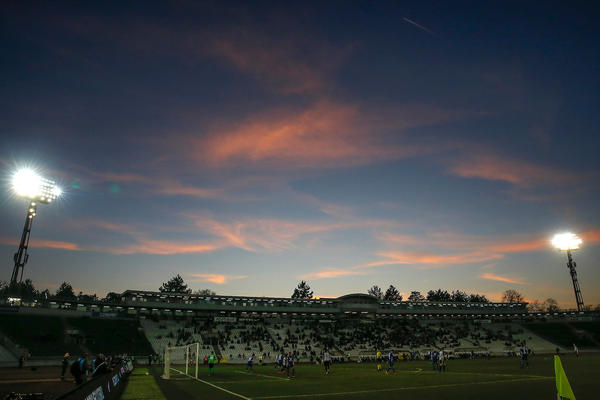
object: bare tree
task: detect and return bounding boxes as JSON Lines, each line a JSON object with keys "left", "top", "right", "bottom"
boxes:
{"left": 501, "top": 289, "right": 524, "bottom": 303}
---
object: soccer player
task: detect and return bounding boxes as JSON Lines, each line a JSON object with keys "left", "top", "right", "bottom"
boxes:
{"left": 323, "top": 349, "right": 331, "bottom": 375}
{"left": 277, "top": 352, "right": 285, "bottom": 373}
{"left": 573, "top": 343, "right": 579, "bottom": 358}
{"left": 207, "top": 351, "right": 216, "bottom": 376}
{"left": 287, "top": 352, "right": 295, "bottom": 378}
{"left": 438, "top": 351, "right": 447, "bottom": 372}
{"left": 376, "top": 349, "right": 382, "bottom": 372}
{"left": 247, "top": 353, "right": 254, "bottom": 372}
{"left": 385, "top": 350, "right": 396, "bottom": 375}
{"left": 519, "top": 347, "right": 529, "bottom": 368}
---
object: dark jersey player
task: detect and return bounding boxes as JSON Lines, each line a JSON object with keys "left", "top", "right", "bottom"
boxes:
{"left": 386, "top": 350, "right": 396, "bottom": 375}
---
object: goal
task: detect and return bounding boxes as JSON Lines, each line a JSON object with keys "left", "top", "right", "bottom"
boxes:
{"left": 162, "top": 342, "right": 200, "bottom": 379}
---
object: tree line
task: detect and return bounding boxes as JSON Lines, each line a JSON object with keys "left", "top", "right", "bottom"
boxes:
{"left": 0, "top": 274, "right": 216, "bottom": 303}
{"left": 367, "top": 285, "right": 490, "bottom": 303}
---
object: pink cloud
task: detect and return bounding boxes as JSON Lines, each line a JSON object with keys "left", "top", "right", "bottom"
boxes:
{"left": 582, "top": 229, "right": 600, "bottom": 245}
{"left": 208, "top": 34, "right": 337, "bottom": 94}
{"left": 299, "top": 268, "right": 368, "bottom": 280}
{"left": 364, "top": 230, "right": 573, "bottom": 269}
{"left": 0, "top": 238, "right": 81, "bottom": 251}
{"left": 191, "top": 214, "right": 398, "bottom": 253}
{"left": 188, "top": 273, "right": 247, "bottom": 285}
{"left": 448, "top": 154, "right": 578, "bottom": 186}
{"left": 108, "top": 239, "right": 218, "bottom": 255}
{"left": 195, "top": 100, "right": 459, "bottom": 169}
{"left": 366, "top": 250, "right": 503, "bottom": 268}
{"left": 480, "top": 272, "right": 527, "bottom": 285}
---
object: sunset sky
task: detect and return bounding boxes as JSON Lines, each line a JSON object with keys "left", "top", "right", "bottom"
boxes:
{"left": 1, "top": 1, "right": 599, "bottom": 307}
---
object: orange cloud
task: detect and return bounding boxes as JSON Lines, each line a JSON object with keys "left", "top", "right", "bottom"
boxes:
{"left": 448, "top": 154, "right": 578, "bottom": 186}
{"left": 0, "top": 238, "right": 81, "bottom": 251}
{"left": 191, "top": 214, "right": 397, "bottom": 253}
{"left": 299, "top": 268, "right": 368, "bottom": 280}
{"left": 188, "top": 273, "right": 247, "bottom": 284}
{"left": 365, "top": 230, "right": 571, "bottom": 269}
{"left": 108, "top": 239, "right": 218, "bottom": 255}
{"left": 196, "top": 100, "right": 457, "bottom": 169}
{"left": 581, "top": 229, "right": 600, "bottom": 245}
{"left": 480, "top": 272, "right": 527, "bottom": 285}
{"left": 83, "top": 169, "right": 223, "bottom": 199}
{"left": 365, "top": 250, "right": 503, "bottom": 268}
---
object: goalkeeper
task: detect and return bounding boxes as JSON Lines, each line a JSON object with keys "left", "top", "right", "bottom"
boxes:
{"left": 208, "top": 351, "right": 217, "bottom": 376}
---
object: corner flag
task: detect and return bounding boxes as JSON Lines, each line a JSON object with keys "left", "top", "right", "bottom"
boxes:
{"left": 554, "top": 355, "right": 576, "bottom": 400}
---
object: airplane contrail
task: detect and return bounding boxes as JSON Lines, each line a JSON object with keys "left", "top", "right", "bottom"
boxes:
{"left": 403, "top": 17, "right": 437, "bottom": 37}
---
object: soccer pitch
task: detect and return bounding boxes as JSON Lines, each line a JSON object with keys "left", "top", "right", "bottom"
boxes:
{"left": 124, "top": 354, "right": 597, "bottom": 400}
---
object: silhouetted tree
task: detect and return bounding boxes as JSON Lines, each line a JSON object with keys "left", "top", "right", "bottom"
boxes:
{"left": 367, "top": 285, "right": 384, "bottom": 299}
{"left": 103, "top": 292, "right": 122, "bottom": 303}
{"left": 544, "top": 298, "right": 559, "bottom": 312}
{"left": 77, "top": 292, "right": 98, "bottom": 302}
{"left": 159, "top": 274, "right": 192, "bottom": 294}
{"left": 56, "top": 282, "right": 76, "bottom": 299}
{"left": 408, "top": 291, "right": 425, "bottom": 302}
{"left": 467, "top": 294, "right": 489, "bottom": 303}
{"left": 501, "top": 289, "right": 524, "bottom": 303}
{"left": 451, "top": 290, "right": 468, "bottom": 302}
{"left": 383, "top": 285, "right": 402, "bottom": 301}
{"left": 426, "top": 289, "right": 451, "bottom": 302}
{"left": 291, "top": 281, "right": 313, "bottom": 299}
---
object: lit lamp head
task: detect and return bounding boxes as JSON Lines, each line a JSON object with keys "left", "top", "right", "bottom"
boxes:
{"left": 551, "top": 232, "right": 582, "bottom": 251}
{"left": 12, "top": 168, "right": 61, "bottom": 204}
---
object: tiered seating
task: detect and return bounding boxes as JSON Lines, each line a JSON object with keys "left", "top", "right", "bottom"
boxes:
{"left": 524, "top": 322, "right": 597, "bottom": 348}
{"left": 215, "top": 323, "right": 278, "bottom": 363}
{"left": 0, "top": 313, "right": 81, "bottom": 356}
{"left": 66, "top": 317, "right": 153, "bottom": 355}
{"left": 140, "top": 319, "right": 209, "bottom": 355}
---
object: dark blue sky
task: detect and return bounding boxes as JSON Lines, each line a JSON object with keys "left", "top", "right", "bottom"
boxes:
{"left": 1, "top": 1, "right": 599, "bottom": 305}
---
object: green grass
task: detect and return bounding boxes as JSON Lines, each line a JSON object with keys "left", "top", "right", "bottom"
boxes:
{"left": 128, "top": 354, "right": 599, "bottom": 400}
{"left": 122, "top": 368, "right": 167, "bottom": 400}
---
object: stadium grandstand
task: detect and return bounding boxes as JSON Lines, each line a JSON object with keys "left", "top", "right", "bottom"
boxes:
{"left": 1, "top": 290, "right": 597, "bottom": 367}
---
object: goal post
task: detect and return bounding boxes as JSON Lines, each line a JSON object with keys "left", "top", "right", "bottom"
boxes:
{"left": 162, "top": 342, "right": 201, "bottom": 380}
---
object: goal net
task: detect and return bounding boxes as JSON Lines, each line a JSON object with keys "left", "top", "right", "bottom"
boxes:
{"left": 162, "top": 342, "right": 200, "bottom": 379}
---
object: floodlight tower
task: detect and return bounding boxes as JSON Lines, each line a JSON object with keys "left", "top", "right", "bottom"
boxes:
{"left": 551, "top": 232, "right": 584, "bottom": 312}
{"left": 10, "top": 169, "right": 61, "bottom": 286}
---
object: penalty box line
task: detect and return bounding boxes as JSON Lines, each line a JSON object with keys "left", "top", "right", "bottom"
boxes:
{"left": 253, "top": 376, "right": 553, "bottom": 399}
{"left": 170, "top": 368, "right": 251, "bottom": 400}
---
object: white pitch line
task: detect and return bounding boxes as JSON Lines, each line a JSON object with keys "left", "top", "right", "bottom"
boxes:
{"left": 252, "top": 376, "right": 552, "bottom": 399}
{"left": 170, "top": 368, "right": 251, "bottom": 400}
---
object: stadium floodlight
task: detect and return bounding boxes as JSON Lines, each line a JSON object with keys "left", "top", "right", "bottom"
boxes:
{"left": 552, "top": 232, "right": 584, "bottom": 312}
{"left": 9, "top": 168, "right": 62, "bottom": 288}
{"left": 551, "top": 232, "right": 582, "bottom": 251}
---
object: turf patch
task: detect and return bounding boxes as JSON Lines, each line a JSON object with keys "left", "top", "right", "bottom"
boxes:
{"left": 121, "top": 368, "right": 166, "bottom": 400}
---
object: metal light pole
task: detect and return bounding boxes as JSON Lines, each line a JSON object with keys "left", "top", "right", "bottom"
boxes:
{"left": 9, "top": 169, "right": 61, "bottom": 288}
{"left": 565, "top": 249, "right": 584, "bottom": 312}
{"left": 10, "top": 200, "right": 37, "bottom": 285}
{"left": 552, "top": 232, "right": 584, "bottom": 312}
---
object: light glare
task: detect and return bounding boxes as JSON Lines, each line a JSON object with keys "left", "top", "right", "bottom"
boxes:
{"left": 552, "top": 232, "right": 582, "bottom": 251}
{"left": 11, "top": 168, "right": 61, "bottom": 203}
{"left": 12, "top": 169, "right": 42, "bottom": 198}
